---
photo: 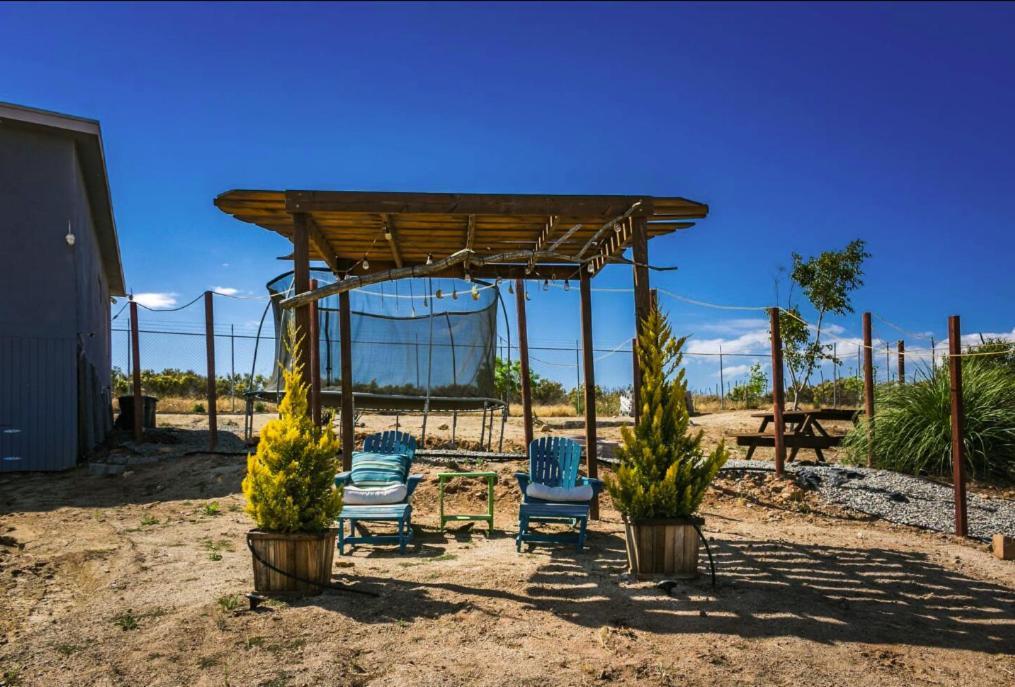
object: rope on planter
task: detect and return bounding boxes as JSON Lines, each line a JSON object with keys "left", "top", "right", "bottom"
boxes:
{"left": 245, "top": 534, "right": 379, "bottom": 597}
{"left": 691, "top": 522, "right": 717, "bottom": 590}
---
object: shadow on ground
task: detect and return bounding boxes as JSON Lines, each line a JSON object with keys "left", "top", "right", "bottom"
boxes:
{"left": 307, "top": 530, "right": 1015, "bottom": 655}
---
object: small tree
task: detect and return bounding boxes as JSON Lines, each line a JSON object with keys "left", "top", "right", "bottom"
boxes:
{"left": 780, "top": 239, "right": 870, "bottom": 409}
{"left": 242, "top": 325, "right": 342, "bottom": 533}
{"left": 606, "top": 305, "right": 728, "bottom": 520}
{"left": 728, "top": 362, "right": 768, "bottom": 407}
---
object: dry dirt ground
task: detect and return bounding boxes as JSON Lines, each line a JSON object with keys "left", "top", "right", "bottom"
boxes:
{"left": 1, "top": 412, "right": 1014, "bottom": 687}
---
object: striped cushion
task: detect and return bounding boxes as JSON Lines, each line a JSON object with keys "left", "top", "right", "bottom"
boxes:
{"left": 350, "top": 451, "right": 410, "bottom": 487}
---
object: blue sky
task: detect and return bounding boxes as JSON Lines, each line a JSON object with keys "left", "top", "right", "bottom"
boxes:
{"left": 3, "top": 2, "right": 1015, "bottom": 392}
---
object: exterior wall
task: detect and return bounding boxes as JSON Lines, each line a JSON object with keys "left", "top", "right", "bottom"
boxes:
{"left": 0, "top": 125, "right": 111, "bottom": 471}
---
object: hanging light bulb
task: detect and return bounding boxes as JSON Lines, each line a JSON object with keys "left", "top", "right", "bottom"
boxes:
{"left": 411, "top": 305, "right": 417, "bottom": 317}
{"left": 543, "top": 279, "right": 549, "bottom": 291}
{"left": 525, "top": 288, "right": 531, "bottom": 301}
{"left": 464, "top": 272, "right": 472, "bottom": 283}
{"left": 471, "top": 284, "right": 480, "bottom": 300}
{"left": 587, "top": 262, "right": 594, "bottom": 273}
{"left": 425, "top": 253, "right": 433, "bottom": 265}
{"left": 451, "top": 287, "right": 458, "bottom": 300}
{"left": 362, "top": 255, "right": 370, "bottom": 271}
{"left": 424, "top": 295, "right": 430, "bottom": 307}
{"left": 435, "top": 289, "right": 443, "bottom": 299}
{"left": 495, "top": 276, "right": 502, "bottom": 286}
{"left": 563, "top": 279, "right": 570, "bottom": 292}
{"left": 507, "top": 281, "right": 514, "bottom": 294}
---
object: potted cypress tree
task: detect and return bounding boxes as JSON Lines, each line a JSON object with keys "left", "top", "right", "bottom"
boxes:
{"left": 242, "top": 326, "right": 343, "bottom": 594}
{"left": 607, "top": 304, "right": 728, "bottom": 578}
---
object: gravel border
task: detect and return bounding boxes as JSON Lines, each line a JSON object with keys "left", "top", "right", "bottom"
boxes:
{"left": 722, "top": 459, "right": 1015, "bottom": 541}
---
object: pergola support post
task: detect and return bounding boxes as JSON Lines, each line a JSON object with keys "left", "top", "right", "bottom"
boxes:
{"left": 769, "top": 307, "right": 786, "bottom": 477}
{"left": 515, "top": 278, "right": 534, "bottom": 450}
{"left": 580, "top": 269, "right": 599, "bottom": 519}
{"left": 948, "top": 316, "right": 968, "bottom": 537}
{"left": 631, "top": 216, "right": 650, "bottom": 419}
{"left": 291, "top": 212, "right": 313, "bottom": 415}
{"left": 309, "top": 278, "right": 322, "bottom": 426}
{"left": 339, "top": 291, "right": 355, "bottom": 471}
{"left": 204, "top": 291, "right": 218, "bottom": 450}
{"left": 862, "top": 312, "right": 875, "bottom": 467}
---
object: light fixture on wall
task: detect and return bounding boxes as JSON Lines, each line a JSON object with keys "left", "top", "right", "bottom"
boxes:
{"left": 65, "top": 220, "right": 76, "bottom": 247}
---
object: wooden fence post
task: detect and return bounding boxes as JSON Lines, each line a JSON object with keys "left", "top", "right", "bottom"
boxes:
{"left": 769, "top": 307, "right": 786, "bottom": 477}
{"left": 897, "top": 340, "right": 905, "bottom": 385}
{"left": 130, "top": 299, "right": 143, "bottom": 442}
{"left": 862, "top": 312, "right": 875, "bottom": 467}
{"left": 205, "top": 291, "right": 218, "bottom": 450}
{"left": 948, "top": 316, "right": 968, "bottom": 537}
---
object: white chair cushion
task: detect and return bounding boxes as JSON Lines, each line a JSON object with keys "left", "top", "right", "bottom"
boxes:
{"left": 526, "top": 483, "right": 594, "bottom": 502}
{"left": 342, "top": 483, "right": 407, "bottom": 505}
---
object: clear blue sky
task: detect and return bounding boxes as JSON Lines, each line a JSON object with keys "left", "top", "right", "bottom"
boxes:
{"left": 3, "top": 2, "right": 1014, "bottom": 392}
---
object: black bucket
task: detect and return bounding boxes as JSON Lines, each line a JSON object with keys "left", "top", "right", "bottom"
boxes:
{"left": 116, "top": 396, "right": 158, "bottom": 429}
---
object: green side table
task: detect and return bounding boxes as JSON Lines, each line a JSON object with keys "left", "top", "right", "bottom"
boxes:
{"left": 438, "top": 471, "right": 497, "bottom": 533}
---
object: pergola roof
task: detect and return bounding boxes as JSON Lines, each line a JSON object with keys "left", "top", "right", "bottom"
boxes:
{"left": 214, "top": 189, "right": 708, "bottom": 280}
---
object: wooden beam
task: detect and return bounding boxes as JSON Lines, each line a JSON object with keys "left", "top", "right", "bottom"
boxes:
{"left": 580, "top": 269, "right": 599, "bottom": 519}
{"left": 577, "top": 201, "right": 644, "bottom": 259}
{"left": 464, "top": 214, "right": 476, "bottom": 274}
{"left": 526, "top": 216, "right": 556, "bottom": 273}
{"left": 381, "top": 214, "right": 403, "bottom": 268}
{"left": 339, "top": 290, "right": 355, "bottom": 471}
{"left": 281, "top": 247, "right": 590, "bottom": 309}
{"left": 304, "top": 214, "right": 342, "bottom": 275}
{"left": 516, "top": 278, "right": 534, "bottom": 450}
{"left": 284, "top": 190, "right": 666, "bottom": 218}
{"left": 277, "top": 257, "right": 589, "bottom": 281}
{"left": 292, "top": 212, "right": 313, "bottom": 414}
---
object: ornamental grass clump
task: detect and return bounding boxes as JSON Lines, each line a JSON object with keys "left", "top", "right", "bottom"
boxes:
{"left": 242, "top": 325, "right": 342, "bottom": 533}
{"left": 843, "top": 357, "right": 1015, "bottom": 481}
{"left": 607, "top": 305, "right": 728, "bottom": 520}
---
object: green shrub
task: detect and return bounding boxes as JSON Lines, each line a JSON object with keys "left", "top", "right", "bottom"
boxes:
{"left": 843, "top": 358, "right": 1015, "bottom": 480}
{"left": 192, "top": 403, "right": 206, "bottom": 414}
{"left": 606, "top": 305, "right": 728, "bottom": 520}
{"left": 242, "top": 326, "right": 342, "bottom": 533}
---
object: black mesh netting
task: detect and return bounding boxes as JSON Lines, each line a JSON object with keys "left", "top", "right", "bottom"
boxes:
{"left": 266, "top": 270, "right": 499, "bottom": 402}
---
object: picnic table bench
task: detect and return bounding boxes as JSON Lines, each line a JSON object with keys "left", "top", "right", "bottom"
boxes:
{"left": 735, "top": 408, "right": 860, "bottom": 463}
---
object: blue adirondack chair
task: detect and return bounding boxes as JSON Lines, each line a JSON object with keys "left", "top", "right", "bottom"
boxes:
{"left": 334, "top": 430, "right": 422, "bottom": 554}
{"left": 515, "top": 437, "right": 603, "bottom": 552}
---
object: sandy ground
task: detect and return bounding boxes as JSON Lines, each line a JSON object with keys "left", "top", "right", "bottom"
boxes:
{"left": 1, "top": 412, "right": 1014, "bottom": 687}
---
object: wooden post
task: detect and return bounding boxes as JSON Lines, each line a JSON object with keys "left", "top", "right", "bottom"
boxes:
{"left": 579, "top": 269, "right": 599, "bottom": 519}
{"left": 631, "top": 216, "right": 650, "bottom": 420}
{"left": 309, "top": 278, "right": 322, "bottom": 426}
{"left": 204, "top": 291, "right": 217, "bottom": 450}
{"left": 515, "top": 278, "right": 534, "bottom": 450}
{"left": 897, "top": 340, "right": 905, "bottom": 386}
{"left": 769, "top": 308, "right": 786, "bottom": 477}
{"left": 291, "top": 212, "right": 313, "bottom": 414}
{"left": 339, "top": 290, "right": 355, "bottom": 471}
{"left": 862, "top": 312, "right": 875, "bottom": 467}
{"left": 631, "top": 337, "right": 641, "bottom": 424}
{"left": 948, "top": 316, "right": 968, "bottom": 537}
{"left": 129, "top": 300, "right": 143, "bottom": 442}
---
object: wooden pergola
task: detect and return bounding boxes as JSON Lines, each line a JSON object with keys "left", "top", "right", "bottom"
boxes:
{"left": 215, "top": 189, "right": 709, "bottom": 517}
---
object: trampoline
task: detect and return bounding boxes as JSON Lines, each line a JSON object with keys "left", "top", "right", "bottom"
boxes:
{"left": 245, "top": 269, "right": 508, "bottom": 450}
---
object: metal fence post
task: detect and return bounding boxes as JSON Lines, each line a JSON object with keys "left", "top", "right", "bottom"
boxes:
{"left": 130, "top": 299, "right": 143, "bottom": 442}
{"left": 205, "top": 291, "right": 218, "bottom": 450}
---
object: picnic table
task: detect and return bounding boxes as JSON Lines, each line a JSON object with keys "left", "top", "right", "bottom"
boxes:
{"left": 736, "top": 408, "right": 860, "bottom": 462}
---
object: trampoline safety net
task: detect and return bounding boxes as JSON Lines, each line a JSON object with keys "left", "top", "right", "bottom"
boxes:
{"left": 265, "top": 270, "right": 499, "bottom": 404}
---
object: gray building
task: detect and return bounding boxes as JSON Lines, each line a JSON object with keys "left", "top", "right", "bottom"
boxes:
{"left": 0, "top": 102, "right": 125, "bottom": 471}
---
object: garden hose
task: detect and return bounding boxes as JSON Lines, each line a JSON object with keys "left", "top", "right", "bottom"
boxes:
{"left": 691, "top": 522, "right": 717, "bottom": 590}
{"left": 245, "top": 534, "right": 379, "bottom": 597}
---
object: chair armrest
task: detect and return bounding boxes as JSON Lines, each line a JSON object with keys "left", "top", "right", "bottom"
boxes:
{"left": 405, "top": 474, "right": 425, "bottom": 500}
{"left": 578, "top": 476, "right": 605, "bottom": 495}
{"left": 334, "top": 471, "right": 353, "bottom": 487}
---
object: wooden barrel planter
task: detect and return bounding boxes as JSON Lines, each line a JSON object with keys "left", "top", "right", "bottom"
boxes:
{"left": 247, "top": 529, "right": 338, "bottom": 595}
{"left": 623, "top": 517, "right": 703, "bottom": 579}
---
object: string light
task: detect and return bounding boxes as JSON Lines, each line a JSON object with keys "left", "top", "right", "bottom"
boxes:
{"left": 362, "top": 255, "right": 370, "bottom": 271}
{"left": 435, "top": 289, "right": 444, "bottom": 299}
{"left": 464, "top": 272, "right": 472, "bottom": 282}
{"left": 425, "top": 254, "right": 433, "bottom": 265}
{"left": 507, "top": 281, "right": 514, "bottom": 294}
{"left": 471, "top": 284, "right": 480, "bottom": 300}
{"left": 543, "top": 279, "right": 549, "bottom": 291}
{"left": 451, "top": 287, "right": 458, "bottom": 300}
{"left": 563, "top": 279, "right": 570, "bottom": 292}
{"left": 587, "top": 262, "right": 594, "bottom": 273}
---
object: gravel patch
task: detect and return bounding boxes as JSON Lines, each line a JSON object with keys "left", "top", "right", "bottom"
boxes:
{"left": 722, "top": 459, "right": 1015, "bottom": 541}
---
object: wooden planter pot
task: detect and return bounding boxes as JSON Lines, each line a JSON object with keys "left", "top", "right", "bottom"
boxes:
{"left": 623, "top": 516, "right": 703, "bottom": 579}
{"left": 247, "top": 529, "right": 338, "bottom": 595}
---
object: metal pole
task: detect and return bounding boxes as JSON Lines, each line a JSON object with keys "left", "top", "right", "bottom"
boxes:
{"left": 769, "top": 308, "right": 786, "bottom": 477}
{"left": 719, "top": 344, "right": 725, "bottom": 410}
{"left": 886, "top": 341, "right": 891, "bottom": 383}
{"left": 862, "top": 312, "right": 875, "bottom": 467}
{"left": 832, "top": 342, "right": 838, "bottom": 407}
{"left": 130, "top": 300, "right": 142, "bottom": 442}
{"left": 931, "top": 336, "right": 937, "bottom": 374}
{"left": 948, "top": 316, "right": 968, "bottom": 537}
{"left": 575, "top": 339, "right": 581, "bottom": 414}
{"left": 230, "top": 324, "right": 236, "bottom": 414}
{"left": 579, "top": 268, "right": 599, "bottom": 519}
{"left": 204, "top": 291, "right": 218, "bottom": 450}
